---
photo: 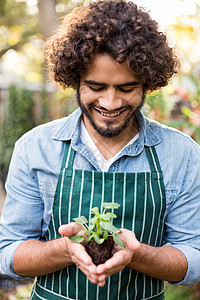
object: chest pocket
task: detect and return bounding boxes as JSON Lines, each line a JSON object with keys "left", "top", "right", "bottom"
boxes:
{"left": 165, "top": 187, "right": 177, "bottom": 212}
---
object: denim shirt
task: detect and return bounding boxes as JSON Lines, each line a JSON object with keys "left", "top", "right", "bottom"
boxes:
{"left": 1, "top": 108, "right": 200, "bottom": 285}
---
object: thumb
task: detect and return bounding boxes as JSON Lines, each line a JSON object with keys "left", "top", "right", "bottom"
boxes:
{"left": 119, "top": 229, "right": 141, "bottom": 250}
{"left": 58, "top": 222, "right": 84, "bottom": 237}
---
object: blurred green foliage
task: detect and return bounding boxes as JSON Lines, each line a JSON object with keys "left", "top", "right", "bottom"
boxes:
{"left": 0, "top": 85, "right": 51, "bottom": 184}
{"left": 165, "top": 283, "right": 195, "bottom": 300}
{"left": 0, "top": 0, "right": 7, "bottom": 16}
{"left": 0, "top": 84, "right": 78, "bottom": 183}
{"left": 0, "top": 86, "right": 35, "bottom": 183}
{"left": 144, "top": 78, "right": 200, "bottom": 144}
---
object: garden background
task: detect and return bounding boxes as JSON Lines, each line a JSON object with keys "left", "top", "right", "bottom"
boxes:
{"left": 0, "top": 0, "right": 200, "bottom": 299}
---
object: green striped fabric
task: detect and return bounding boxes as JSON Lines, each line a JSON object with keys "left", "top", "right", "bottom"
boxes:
{"left": 31, "top": 142, "right": 166, "bottom": 300}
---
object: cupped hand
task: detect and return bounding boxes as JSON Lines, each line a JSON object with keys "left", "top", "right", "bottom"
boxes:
{"left": 58, "top": 225, "right": 140, "bottom": 287}
{"left": 58, "top": 223, "right": 99, "bottom": 284}
{"left": 95, "top": 229, "right": 141, "bottom": 287}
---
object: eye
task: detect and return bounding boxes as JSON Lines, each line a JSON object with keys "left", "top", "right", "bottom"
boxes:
{"left": 89, "top": 85, "right": 105, "bottom": 92}
{"left": 118, "top": 87, "right": 135, "bottom": 93}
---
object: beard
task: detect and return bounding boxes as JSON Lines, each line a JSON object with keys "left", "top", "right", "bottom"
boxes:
{"left": 76, "top": 90, "right": 145, "bottom": 138}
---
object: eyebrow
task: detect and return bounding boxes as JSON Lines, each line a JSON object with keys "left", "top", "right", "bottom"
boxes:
{"left": 83, "top": 80, "right": 140, "bottom": 87}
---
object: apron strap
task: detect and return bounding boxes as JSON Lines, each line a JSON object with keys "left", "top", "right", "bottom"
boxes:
{"left": 61, "top": 141, "right": 75, "bottom": 169}
{"left": 61, "top": 143, "right": 162, "bottom": 173}
{"left": 145, "top": 146, "right": 162, "bottom": 173}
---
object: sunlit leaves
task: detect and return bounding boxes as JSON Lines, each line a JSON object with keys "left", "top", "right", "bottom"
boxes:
{"left": 100, "top": 221, "right": 119, "bottom": 234}
{"left": 69, "top": 202, "right": 126, "bottom": 247}
{"left": 113, "top": 233, "right": 126, "bottom": 248}
{"left": 73, "top": 216, "right": 88, "bottom": 225}
{"left": 69, "top": 235, "right": 84, "bottom": 243}
{"left": 102, "top": 202, "right": 120, "bottom": 209}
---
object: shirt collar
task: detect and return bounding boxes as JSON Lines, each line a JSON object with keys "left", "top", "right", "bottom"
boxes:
{"left": 52, "top": 108, "right": 82, "bottom": 141}
{"left": 136, "top": 112, "right": 161, "bottom": 147}
{"left": 52, "top": 107, "right": 161, "bottom": 147}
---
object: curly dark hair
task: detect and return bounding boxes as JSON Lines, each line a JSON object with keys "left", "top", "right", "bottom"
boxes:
{"left": 43, "top": 0, "right": 179, "bottom": 92}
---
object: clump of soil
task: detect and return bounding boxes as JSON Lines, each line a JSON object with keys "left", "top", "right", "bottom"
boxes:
{"left": 82, "top": 236, "right": 114, "bottom": 265}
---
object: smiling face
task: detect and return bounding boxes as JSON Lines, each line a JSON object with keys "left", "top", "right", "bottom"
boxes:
{"left": 78, "top": 54, "right": 144, "bottom": 139}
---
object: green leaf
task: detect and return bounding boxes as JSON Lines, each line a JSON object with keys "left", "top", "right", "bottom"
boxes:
{"left": 105, "top": 212, "right": 117, "bottom": 218}
{"left": 77, "top": 230, "right": 88, "bottom": 236}
{"left": 102, "top": 214, "right": 111, "bottom": 221}
{"left": 101, "top": 221, "right": 119, "bottom": 233}
{"left": 91, "top": 207, "right": 99, "bottom": 215}
{"left": 100, "top": 238, "right": 105, "bottom": 244}
{"left": 90, "top": 216, "right": 98, "bottom": 224}
{"left": 73, "top": 216, "right": 88, "bottom": 225}
{"left": 113, "top": 233, "right": 126, "bottom": 248}
{"left": 102, "top": 202, "right": 120, "bottom": 209}
{"left": 93, "top": 233, "right": 101, "bottom": 244}
{"left": 103, "top": 231, "right": 108, "bottom": 240}
{"left": 86, "top": 235, "right": 93, "bottom": 242}
{"left": 88, "top": 224, "right": 95, "bottom": 231}
{"left": 69, "top": 235, "right": 84, "bottom": 243}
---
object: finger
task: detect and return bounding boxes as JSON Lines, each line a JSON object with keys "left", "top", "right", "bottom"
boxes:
{"left": 119, "top": 229, "right": 141, "bottom": 250}
{"left": 76, "top": 262, "right": 99, "bottom": 285}
{"left": 68, "top": 239, "right": 93, "bottom": 266}
{"left": 106, "top": 249, "right": 132, "bottom": 268}
{"left": 58, "top": 222, "right": 84, "bottom": 237}
{"left": 96, "top": 262, "right": 123, "bottom": 280}
{"left": 59, "top": 225, "right": 100, "bottom": 283}
{"left": 67, "top": 239, "right": 99, "bottom": 282}
{"left": 97, "top": 279, "right": 106, "bottom": 287}
{"left": 69, "top": 246, "right": 97, "bottom": 282}
{"left": 96, "top": 273, "right": 107, "bottom": 283}
{"left": 96, "top": 249, "right": 131, "bottom": 275}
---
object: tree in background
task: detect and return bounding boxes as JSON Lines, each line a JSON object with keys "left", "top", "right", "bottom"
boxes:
{"left": 0, "top": 0, "right": 89, "bottom": 82}
{"left": 143, "top": 1, "right": 200, "bottom": 143}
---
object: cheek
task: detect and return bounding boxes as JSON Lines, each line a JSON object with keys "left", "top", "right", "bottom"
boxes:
{"left": 126, "top": 91, "right": 143, "bottom": 106}
{"left": 79, "top": 87, "right": 96, "bottom": 106}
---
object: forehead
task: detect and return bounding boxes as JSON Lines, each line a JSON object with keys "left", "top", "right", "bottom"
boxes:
{"left": 82, "top": 53, "right": 139, "bottom": 83}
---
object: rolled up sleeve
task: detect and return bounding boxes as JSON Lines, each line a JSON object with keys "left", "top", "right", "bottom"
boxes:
{"left": 164, "top": 141, "right": 200, "bottom": 285}
{"left": 0, "top": 135, "right": 44, "bottom": 279}
{"left": 164, "top": 243, "right": 200, "bottom": 286}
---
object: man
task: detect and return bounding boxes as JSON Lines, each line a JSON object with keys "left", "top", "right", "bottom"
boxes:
{"left": 1, "top": 1, "right": 200, "bottom": 299}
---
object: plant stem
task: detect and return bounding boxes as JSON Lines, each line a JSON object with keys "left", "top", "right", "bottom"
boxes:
{"left": 96, "top": 217, "right": 100, "bottom": 235}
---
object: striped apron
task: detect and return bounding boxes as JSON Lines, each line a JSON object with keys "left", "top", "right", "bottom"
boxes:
{"left": 31, "top": 141, "right": 166, "bottom": 300}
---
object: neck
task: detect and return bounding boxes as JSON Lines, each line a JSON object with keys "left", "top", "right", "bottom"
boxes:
{"left": 83, "top": 117, "right": 139, "bottom": 160}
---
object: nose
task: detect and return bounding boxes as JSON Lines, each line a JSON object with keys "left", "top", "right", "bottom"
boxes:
{"left": 98, "top": 88, "right": 123, "bottom": 111}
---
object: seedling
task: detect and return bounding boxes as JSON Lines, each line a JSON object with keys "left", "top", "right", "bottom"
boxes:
{"left": 69, "top": 202, "right": 126, "bottom": 248}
